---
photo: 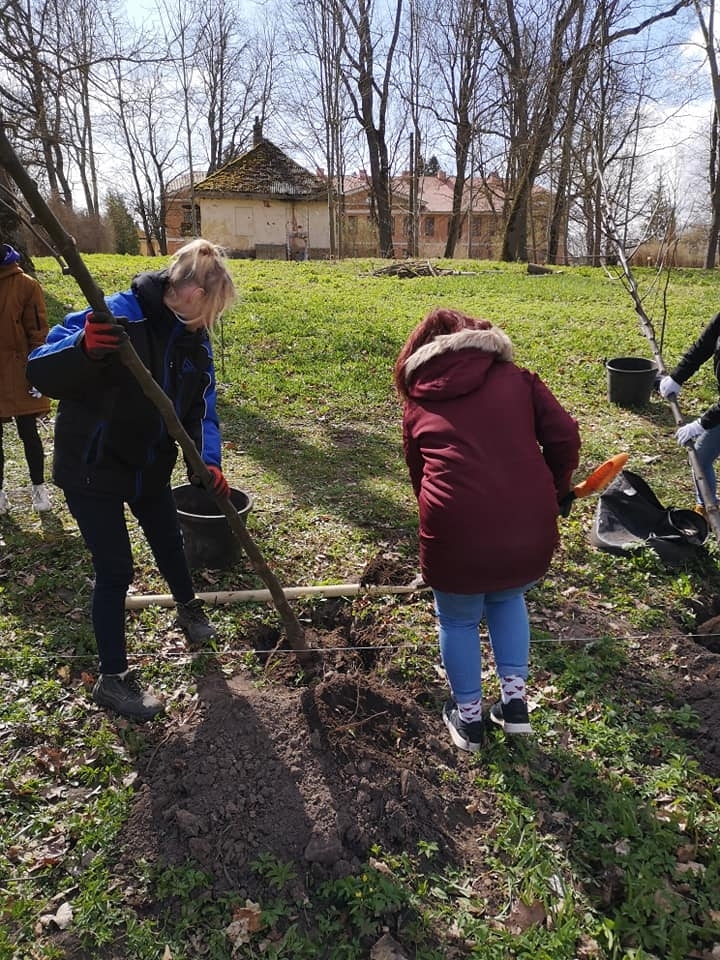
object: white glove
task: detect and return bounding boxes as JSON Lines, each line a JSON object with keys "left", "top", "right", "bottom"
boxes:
{"left": 659, "top": 375, "right": 682, "bottom": 399}
{"left": 676, "top": 419, "right": 706, "bottom": 445}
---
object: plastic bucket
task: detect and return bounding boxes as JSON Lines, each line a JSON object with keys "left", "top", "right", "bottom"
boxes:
{"left": 173, "top": 484, "right": 253, "bottom": 570}
{"left": 606, "top": 357, "right": 658, "bottom": 408}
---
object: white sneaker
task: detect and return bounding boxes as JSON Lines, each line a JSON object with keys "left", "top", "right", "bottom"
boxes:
{"left": 0, "top": 490, "right": 9, "bottom": 514}
{"left": 31, "top": 483, "right": 51, "bottom": 512}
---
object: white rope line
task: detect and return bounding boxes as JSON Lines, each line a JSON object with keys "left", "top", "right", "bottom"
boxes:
{"left": 0, "top": 630, "right": 716, "bottom": 663}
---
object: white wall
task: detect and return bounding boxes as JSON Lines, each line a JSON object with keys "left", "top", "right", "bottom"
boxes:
{"left": 198, "top": 198, "right": 330, "bottom": 253}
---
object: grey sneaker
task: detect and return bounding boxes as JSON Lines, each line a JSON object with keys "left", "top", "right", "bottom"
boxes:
{"left": 489, "top": 699, "right": 533, "bottom": 735}
{"left": 175, "top": 598, "right": 217, "bottom": 649}
{"left": 92, "top": 671, "right": 164, "bottom": 721}
{"left": 31, "top": 483, "right": 51, "bottom": 511}
{"left": 442, "top": 699, "right": 483, "bottom": 752}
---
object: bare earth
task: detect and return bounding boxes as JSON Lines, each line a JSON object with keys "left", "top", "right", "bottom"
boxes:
{"left": 117, "top": 582, "right": 720, "bottom": 924}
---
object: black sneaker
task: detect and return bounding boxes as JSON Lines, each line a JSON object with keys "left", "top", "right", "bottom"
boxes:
{"left": 92, "top": 671, "right": 164, "bottom": 721}
{"left": 175, "top": 598, "right": 217, "bottom": 649}
{"left": 489, "top": 699, "right": 532, "bottom": 735}
{"left": 442, "top": 699, "right": 483, "bottom": 752}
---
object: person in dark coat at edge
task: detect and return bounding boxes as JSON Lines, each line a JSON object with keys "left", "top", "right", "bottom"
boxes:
{"left": 0, "top": 243, "right": 53, "bottom": 513}
{"left": 26, "top": 238, "right": 236, "bottom": 721}
{"left": 394, "top": 308, "right": 581, "bottom": 752}
{"left": 659, "top": 314, "right": 720, "bottom": 515}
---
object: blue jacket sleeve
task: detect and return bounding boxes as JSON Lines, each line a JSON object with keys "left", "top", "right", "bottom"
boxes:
{"left": 26, "top": 291, "right": 141, "bottom": 400}
{"left": 26, "top": 308, "right": 95, "bottom": 399}
{"left": 187, "top": 336, "right": 223, "bottom": 470}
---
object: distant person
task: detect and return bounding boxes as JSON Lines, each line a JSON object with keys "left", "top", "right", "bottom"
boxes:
{"left": 27, "top": 239, "right": 236, "bottom": 721}
{"left": 0, "top": 243, "right": 52, "bottom": 514}
{"left": 660, "top": 317, "right": 720, "bottom": 515}
{"left": 394, "top": 308, "right": 580, "bottom": 751}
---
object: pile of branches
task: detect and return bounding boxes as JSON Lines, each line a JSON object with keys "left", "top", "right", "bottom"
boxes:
{"left": 371, "top": 259, "right": 475, "bottom": 278}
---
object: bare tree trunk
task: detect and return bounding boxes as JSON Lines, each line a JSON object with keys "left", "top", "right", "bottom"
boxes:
{"left": 0, "top": 166, "right": 35, "bottom": 272}
{"left": 335, "top": 0, "right": 403, "bottom": 259}
{"left": 445, "top": 121, "right": 472, "bottom": 258}
{"left": 695, "top": 1, "right": 720, "bottom": 268}
{"left": 708, "top": 111, "right": 720, "bottom": 268}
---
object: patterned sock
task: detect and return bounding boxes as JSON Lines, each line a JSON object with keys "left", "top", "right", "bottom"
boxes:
{"left": 457, "top": 698, "right": 483, "bottom": 723}
{"left": 500, "top": 675, "right": 526, "bottom": 704}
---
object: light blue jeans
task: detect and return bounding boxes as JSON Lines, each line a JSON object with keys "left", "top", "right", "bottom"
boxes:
{"left": 433, "top": 584, "right": 534, "bottom": 704}
{"left": 693, "top": 423, "right": 720, "bottom": 507}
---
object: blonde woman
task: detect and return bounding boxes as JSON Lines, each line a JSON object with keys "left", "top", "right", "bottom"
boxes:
{"left": 27, "top": 239, "right": 236, "bottom": 720}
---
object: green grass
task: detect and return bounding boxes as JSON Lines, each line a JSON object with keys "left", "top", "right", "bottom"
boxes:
{"left": 2, "top": 255, "right": 720, "bottom": 958}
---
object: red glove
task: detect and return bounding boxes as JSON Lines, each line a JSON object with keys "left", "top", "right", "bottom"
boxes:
{"left": 192, "top": 464, "right": 230, "bottom": 499}
{"left": 82, "top": 313, "right": 127, "bottom": 360}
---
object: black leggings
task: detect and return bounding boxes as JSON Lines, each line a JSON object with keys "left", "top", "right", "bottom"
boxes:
{"left": 64, "top": 486, "right": 195, "bottom": 674}
{"left": 0, "top": 415, "right": 45, "bottom": 486}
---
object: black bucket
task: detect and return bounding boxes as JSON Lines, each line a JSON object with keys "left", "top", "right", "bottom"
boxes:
{"left": 173, "top": 484, "right": 253, "bottom": 570}
{"left": 606, "top": 357, "right": 658, "bottom": 408}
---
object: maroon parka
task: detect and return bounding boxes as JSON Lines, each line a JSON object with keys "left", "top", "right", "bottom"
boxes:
{"left": 401, "top": 326, "right": 580, "bottom": 594}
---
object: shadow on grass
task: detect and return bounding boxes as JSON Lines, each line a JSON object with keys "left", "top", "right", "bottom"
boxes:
{"left": 481, "top": 715, "right": 718, "bottom": 960}
{"left": 218, "top": 400, "right": 417, "bottom": 532}
{"left": 0, "top": 506, "right": 94, "bottom": 650}
{"left": 108, "top": 665, "right": 444, "bottom": 958}
{"left": 482, "top": 633, "right": 720, "bottom": 957}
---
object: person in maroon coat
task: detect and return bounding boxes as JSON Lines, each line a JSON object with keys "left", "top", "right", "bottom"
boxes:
{"left": 394, "top": 308, "right": 580, "bottom": 751}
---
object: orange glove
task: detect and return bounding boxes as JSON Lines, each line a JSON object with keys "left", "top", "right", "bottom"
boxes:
{"left": 191, "top": 465, "right": 230, "bottom": 499}
{"left": 82, "top": 313, "right": 127, "bottom": 360}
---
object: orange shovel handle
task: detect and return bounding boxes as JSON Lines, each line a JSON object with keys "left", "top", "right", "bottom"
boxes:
{"left": 572, "top": 452, "right": 629, "bottom": 500}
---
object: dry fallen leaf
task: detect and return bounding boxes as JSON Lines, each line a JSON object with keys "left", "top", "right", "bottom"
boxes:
{"left": 38, "top": 901, "right": 73, "bottom": 931}
{"left": 503, "top": 898, "right": 546, "bottom": 934}
{"left": 676, "top": 860, "right": 706, "bottom": 876}
{"left": 225, "top": 900, "right": 263, "bottom": 950}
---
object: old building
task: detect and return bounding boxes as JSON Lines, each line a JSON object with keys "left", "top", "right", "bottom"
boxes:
{"left": 157, "top": 122, "right": 556, "bottom": 261}
{"left": 343, "top": 170, "right": 555, "bottom": 261}
{"left": 192, "top": 119, "right": 329, "bottom": 259}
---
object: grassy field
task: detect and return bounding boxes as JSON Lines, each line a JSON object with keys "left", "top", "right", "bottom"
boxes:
{"left": 1, "top": 255, "right": 720, "bottom": 959}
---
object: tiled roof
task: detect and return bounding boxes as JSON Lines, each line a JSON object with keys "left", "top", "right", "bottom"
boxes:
{"left": 195, "top": 140, "right": 326, "bottom": 198}
{"left": 344, "top": 172, "right": 508, "bottom": 215}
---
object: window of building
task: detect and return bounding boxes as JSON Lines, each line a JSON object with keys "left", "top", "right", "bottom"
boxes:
{"left": 424, "top": 216, "right": 435, "bottom": 237}
{"left": 180, "top": 203, "right": 200, "bottom": 237}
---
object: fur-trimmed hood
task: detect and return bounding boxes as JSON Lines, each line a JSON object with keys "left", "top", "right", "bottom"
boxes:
{"left": 403, "top": 326, "right": 514, "bottom": 402}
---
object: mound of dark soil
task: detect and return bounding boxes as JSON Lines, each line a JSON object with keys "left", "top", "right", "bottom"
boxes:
{"left": 119, "top": 604, "right": 720, "bottom": 914}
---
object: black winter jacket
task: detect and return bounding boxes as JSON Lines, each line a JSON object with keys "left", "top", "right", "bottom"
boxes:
{"left": 26, "top": 271, "right": 223, "bottom": 500}
{"left": 670, "top": 311, "right": 720, "bottom": 430}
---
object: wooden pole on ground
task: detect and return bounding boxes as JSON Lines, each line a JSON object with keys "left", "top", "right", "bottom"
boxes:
{"left": 125, "top": 580, "right": 429, "bottom": 609}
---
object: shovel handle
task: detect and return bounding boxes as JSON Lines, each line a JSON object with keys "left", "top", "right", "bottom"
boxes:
{"left": 558, "top": 452, "right": 629, "bottom": 517}
{"left": 572, "top": 452, "right": 629, "bottom": 499}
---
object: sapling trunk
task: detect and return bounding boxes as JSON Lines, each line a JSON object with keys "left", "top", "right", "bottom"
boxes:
{"left": 597, "top": 178, "right": 720, "bottom": 544}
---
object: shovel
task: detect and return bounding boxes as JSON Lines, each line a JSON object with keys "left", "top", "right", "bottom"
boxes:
{"left": 558, "top": 452, "right": 630, "bottom": 516}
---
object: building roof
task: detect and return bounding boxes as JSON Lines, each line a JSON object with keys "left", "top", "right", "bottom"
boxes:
{"left": 343, "top": 171, "right": 508, "bottom": 216}
{"left": 195, "top": 139, "right": 326, "bottom": 200}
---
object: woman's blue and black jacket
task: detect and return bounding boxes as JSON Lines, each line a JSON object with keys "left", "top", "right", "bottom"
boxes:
{"left": 26, "top": 270, "right": 222, "bottom": 501}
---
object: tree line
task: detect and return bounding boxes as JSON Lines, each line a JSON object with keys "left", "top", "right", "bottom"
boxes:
{"left": 2, "top": 0, "right": 719, "bottom": 265}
